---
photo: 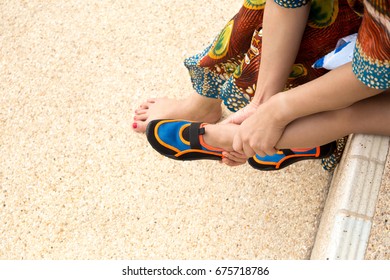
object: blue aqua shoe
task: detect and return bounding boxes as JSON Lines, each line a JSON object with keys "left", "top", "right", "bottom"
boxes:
{"left": 248, "top": 142, "right": 336, "bottom": 171}
{"left": 146, "top": 119, "right": 224, "bottom": 161}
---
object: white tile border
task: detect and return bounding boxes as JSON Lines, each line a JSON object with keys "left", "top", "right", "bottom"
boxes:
{"left": 311, "top": 134, "right": 390, "bottom": 260}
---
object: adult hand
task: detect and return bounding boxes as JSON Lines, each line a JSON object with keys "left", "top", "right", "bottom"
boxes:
{"left": 232, "top": 95, "right": 290, "bottom": 157}
{"left": 220, "top": 151, "right": 248, "bottom": 166}
{"left": 220, "top": 102, "right": 259, "bottom": 125}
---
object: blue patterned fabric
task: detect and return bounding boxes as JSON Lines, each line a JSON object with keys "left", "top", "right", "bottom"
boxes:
{"left": 184, "top": 44, "right": 226, "bottom": 99}
{"left": 274, "top": 0, "right": 310, "bottom": 8}
{"left": 352, "top": 40, "right": 390, "bottom": 90}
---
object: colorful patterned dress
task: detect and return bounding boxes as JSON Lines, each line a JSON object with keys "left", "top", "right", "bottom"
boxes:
{"left": 184, "top": 0, "right": 389, "bottom": 170}
{"left": 184, "top": 0, "right": 389, "bottom": 112}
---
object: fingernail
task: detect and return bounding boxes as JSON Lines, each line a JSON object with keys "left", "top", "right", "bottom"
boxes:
{"left": 132, "top": 122, "right": 138, "bottom": 129}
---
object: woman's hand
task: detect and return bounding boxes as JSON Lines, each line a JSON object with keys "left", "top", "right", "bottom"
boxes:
{"left": 218, "top": 102, "right": 260, "bottom": 166}
{"left": 232, "top": 94, "right": 291, "bottom": 157}
{"left": 221, "top": 151, "right": 248, "bottom": 166}
{"left": 220, "top": 102, "right": 259, "bottom": 125}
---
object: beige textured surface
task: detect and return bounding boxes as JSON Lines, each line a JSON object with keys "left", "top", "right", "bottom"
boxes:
{"left": 366, "top": 151, "right": 390, "bottom": 260}
{"left": 0, "top": 0, "right": 332, "bottom": 259}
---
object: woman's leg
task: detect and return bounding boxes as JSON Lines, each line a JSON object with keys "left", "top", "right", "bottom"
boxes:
{"left": 202, "top": 91, "right": 390, "bottom": 159}
{"left": 133, "top": 2, "right": 265, "bottom": 133}
{"left": 133, "top": 93, "right": 222, "bottom": 132}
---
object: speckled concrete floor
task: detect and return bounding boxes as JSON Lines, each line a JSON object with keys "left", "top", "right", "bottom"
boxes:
{"left": 0, "top": 0, "right": 333, "bottom": 259}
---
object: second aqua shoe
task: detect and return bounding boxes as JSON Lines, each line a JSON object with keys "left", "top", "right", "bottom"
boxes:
{"left": 248, "top": 142, "right": 336, "bottom": 171}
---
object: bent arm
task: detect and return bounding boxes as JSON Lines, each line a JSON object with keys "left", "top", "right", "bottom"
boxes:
{"left": 273, "top": 62, "right": 384, "bottom": 127}
{"left": 275, "top": 0, "right": 390, "bottom": 125}
{"left": 252, "top": 0, "right": 310, "bottom": 104}
{"left": 233, "top": 62, "right": 385, "bottom": 157}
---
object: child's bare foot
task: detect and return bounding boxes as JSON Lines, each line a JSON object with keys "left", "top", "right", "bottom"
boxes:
{"left": 203, "top": 123, "right": 247, "bottom": 166}
{"left": 133, "top": 93, "right": 222, "bottom": 132}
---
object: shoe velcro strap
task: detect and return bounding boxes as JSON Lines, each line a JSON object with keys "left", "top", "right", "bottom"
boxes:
{"left": 189, "top": 123, "right": 203, "bottom": 150}
{"left": 281, "top": 149, "right": 294, "bottom": 156}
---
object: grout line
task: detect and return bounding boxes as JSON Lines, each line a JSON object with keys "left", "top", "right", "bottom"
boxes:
{"left": 337, "top": 209, "right": 372, "bottom": 222}
{"left": 349, "top": 154, "right": 387, "bottom": 165}
{"left": 310, "top": 134, "right": 390, "bottom": 260}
